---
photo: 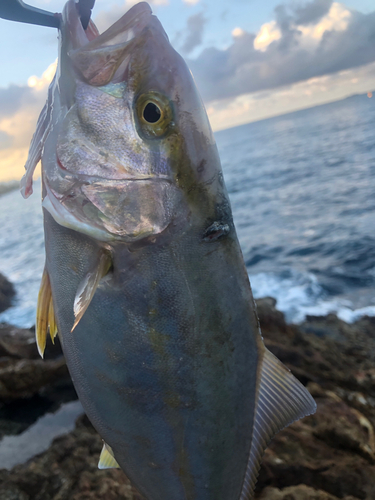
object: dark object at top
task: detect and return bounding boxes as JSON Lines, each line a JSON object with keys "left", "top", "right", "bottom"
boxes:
{"left": 77, "top": 0, "right": 95, "bottom": 29}
{"left": 0, "top": 0, "right": 60, "bottom": 28}
{"left": 0, "top": 0, "right": 95, "bottom": 29}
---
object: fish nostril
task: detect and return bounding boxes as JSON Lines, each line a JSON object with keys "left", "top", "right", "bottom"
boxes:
{"left": 203, "top": 222, "right": 230, "bottom": 242}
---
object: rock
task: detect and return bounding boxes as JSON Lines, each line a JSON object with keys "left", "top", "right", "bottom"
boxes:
{"left": 0, "top": 273, "right": 15, "bottom": 314}
{"left": 0, "top": 323, "right": 68, "bottom": 402}
{"left": 0, "top": 325, "right": 40, "bottom": 360}
{"left": 253, "top": 298, "right": 375, "bottom": 500}
{"left": 1, "top": 297, "right": 375, "bottom": 499}
{"left": 0, "top": 324, "right": 74, "bottom": 439}
{"left": 258, "top": 484, "right": 358, "bottom": 500}
{"left": 255, "top": 297, "right": 292, "bottom": 339}
{"left": 0, "top": 414, "right": 145, "bottom": 500}
{"left": 0, "top": 324, "right": 62, "bottom": 360}
{"left": 0, "top": 356, "right": 70, "bottom": 400}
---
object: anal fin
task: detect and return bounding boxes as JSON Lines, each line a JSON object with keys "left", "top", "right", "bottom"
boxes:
{"left": 240, "top": 348, "right": 316, "bottom": 499}
{"left": 98, "top": 442, "right": 120, "bottom": 470}
{"left": 36, "top": 267, "right": 58, "bottom": 358}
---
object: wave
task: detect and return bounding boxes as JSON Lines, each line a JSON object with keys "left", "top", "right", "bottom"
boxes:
{"left": 249, "top": 269, "right": 375, "bottom": 324}
{"left": 2, "top": 268, "right": 374, "bottom": 330}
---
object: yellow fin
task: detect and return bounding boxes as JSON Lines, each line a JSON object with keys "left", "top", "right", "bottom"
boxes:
{"left": 36, "top": 267, "right": 58, "bottom": 358}
{"left": 98, "top": 442, "right": 120, "bottom": 470}
{"left": 72, "top": 251, "right": 112, "bottom": 332}
{"left": 48, "top": 293, "right": 58, "bottom": 344}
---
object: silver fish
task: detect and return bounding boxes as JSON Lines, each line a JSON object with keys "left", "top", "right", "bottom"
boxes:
{"left": 21, "top": 1, "right": 316, "bottom": 498}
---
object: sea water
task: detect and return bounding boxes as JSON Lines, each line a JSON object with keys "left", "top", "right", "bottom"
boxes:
{"left": 0, "top": 93, "right": 374, "bottom": 326}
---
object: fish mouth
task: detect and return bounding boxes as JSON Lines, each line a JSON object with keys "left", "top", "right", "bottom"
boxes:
{"left": 64, "top": 0, "right": 153, "bottom": 49}
{"left": 63, "top": 0, "right": 161, "bottom": 86}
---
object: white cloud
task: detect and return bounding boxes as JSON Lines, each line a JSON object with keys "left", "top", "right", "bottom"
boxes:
{"left": 298, "top": 2, "right": 351, "bottom": 40}
{"left": 232, "top": 27, "right": 245, "bottom": 38}
{"left": 190, "top": 1, "right": 375, "bottom": 103}
{"left": 27, "top": 61, "right": 57, "bottom": 91}
{"left": 95, "top": 0, "right": 168, "bottom": 33}
{"left": 254, "top": 2, "right": 351, "bottom": 52}
{"left": 254, "top": 21, "right": 282, "bottom": 51}
{"left": 0, "top": 61, "right": 57, "bottom": 182}
{"left": 207, "top": 61, "right": 375, "bottom": 132}
{"left": 183, "top": 0, "right": 200, "bottom": 5}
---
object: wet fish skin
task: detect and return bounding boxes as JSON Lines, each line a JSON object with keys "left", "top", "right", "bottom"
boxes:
{"left": 23, "top": 1, "right": 316, "bottom": 499}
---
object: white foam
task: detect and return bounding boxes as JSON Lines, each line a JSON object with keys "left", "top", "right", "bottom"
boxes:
{"left": 249, "top": 270, "right": 375, "bottom": 324}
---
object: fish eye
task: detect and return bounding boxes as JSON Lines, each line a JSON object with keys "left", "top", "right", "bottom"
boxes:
{"left": 143, "top": 102, "right": 161, "bottom": 124}
{"left": 136, "top": 92, "right": 173, "bottom": 139}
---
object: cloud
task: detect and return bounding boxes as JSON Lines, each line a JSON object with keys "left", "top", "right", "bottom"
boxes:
{"left": 232, "top": 27, "right": 245, "bottom": 38}
{"left": 0, "top": 131, "right": 13, "bottom": 151}
{"left": 207, "top": 61, "right": 375, "bottom": 131}
{"left": 253, "top": 21, "right": 281, "bottom": 51}
{"left": 183, "top": 0, "right": 200, "bottom": 5}
{"left": 125, "top": 0, "right": 168, "bottom": 6}
{"left": 298, "top": 2, "right": 351, "bottom": 40}
{"left": 94, "top": 0, "right": 168, "bottom": 33}
{"left": 0, "top": 85, "right": 35, "bottom": 118}
{"left": 188, "top": 2, "right": 375, "bottom": 102}
{"left": 178, "top": 12, "right": 207, "bottom": 55}
{"left": 294, "top": 0, "right": 333, "bottom": 25}
{"left": 0, "top": 63, "right": 56, "bottom": 182}
{"left": 27, "top": 61, "right": 57, "bottom": 91}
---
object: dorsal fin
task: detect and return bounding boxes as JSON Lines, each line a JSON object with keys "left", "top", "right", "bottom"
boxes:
{"left": 36, "top": 266, "right": 58, "bottom": 358}
{"left": 98, "top": 442, "right": 120, "bottom": 469}
{"left": 240, "top": 348, "right": 316, "bottom": 499}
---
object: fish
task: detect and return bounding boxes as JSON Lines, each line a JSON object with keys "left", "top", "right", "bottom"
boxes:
{"left": 21, "top": 1, "right": 316, "bottom": 498}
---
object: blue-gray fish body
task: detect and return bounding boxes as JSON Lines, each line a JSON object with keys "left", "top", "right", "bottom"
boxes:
{"left": 22, "top": 1, "right": 316, "bottom": 499}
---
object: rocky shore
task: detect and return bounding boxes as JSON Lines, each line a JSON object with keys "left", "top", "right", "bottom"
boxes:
{"left": 0, "top": 297, "right": 374, "bottom": 499}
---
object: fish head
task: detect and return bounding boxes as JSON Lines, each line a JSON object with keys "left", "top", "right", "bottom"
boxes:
{"left": 36, "top": 0, "right": 229, "bottom": 243}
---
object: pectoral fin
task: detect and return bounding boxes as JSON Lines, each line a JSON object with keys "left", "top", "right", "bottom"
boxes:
{"left": 98, "top": 442, "right": 120, "bottom": 469}
{"left": 36, "top": 267, "right": 58, "bottom": 358}
{"left": 72, "top": 251, "right": 112, "bottom": 331}
{"left": 240, "top": 348, "right": 316, "bottom": 499}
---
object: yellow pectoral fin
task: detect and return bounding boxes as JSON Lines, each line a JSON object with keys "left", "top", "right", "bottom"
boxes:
{"left": 36, "top": 267, "right": 58, "bottom": 358}
{"left": 98, "top": 442, "right": 120, "bottom": 470}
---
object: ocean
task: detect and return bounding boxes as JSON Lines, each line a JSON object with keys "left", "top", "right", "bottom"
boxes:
{"left": 0, "top": 93, "right": 374, "bottom": 327}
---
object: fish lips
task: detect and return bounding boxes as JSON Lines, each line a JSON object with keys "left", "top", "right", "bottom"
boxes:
{"left": 63, "top": 0, "right": 167, "bottom": 87}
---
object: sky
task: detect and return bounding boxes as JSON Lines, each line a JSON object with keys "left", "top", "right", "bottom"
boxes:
{"left": 0, "top": 0, "right": 375, "bottom": 182}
